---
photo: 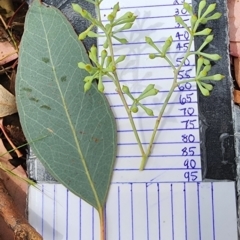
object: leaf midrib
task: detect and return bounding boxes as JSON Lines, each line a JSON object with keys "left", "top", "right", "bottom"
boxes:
{"left": 39, "top": 7, "right": 101, "bottom": 210}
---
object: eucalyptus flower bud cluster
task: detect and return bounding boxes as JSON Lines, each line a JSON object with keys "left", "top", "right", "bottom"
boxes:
{"left": 122, "top": 84, "right": 159, "bottom": 116}
{"left": 195, "top": 56, "right": 224, "bottom": 96}
{"left": 145, "top": 36, "right": 173, "bottom": 58}
{"left": 172, "top": 1, "right": 222, "bottom": 37}
{"left": 78, "top": 45, "right": 126, "bottom": 92}
{"left": 72, "top": 2, "right": 136, "bottom": 47}
{"left": 146, "top": 0, "right": 224, "bottom": 98}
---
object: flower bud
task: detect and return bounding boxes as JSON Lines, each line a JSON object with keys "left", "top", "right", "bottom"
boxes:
{"left": 114, "top": 36, "right": 128, "bottom": 44}
{"left": 72, "top": 4, "right": 83, "bottom": 15}
{"left": 87, "top": 31, "right": 99, "bottom": 38}
{"left": 203, "top": 64, "right": 211, "bottom": 73}
{"left": 140, "top": 84, "right": 154, "bottom": 95}
{"left": 139, "top": 104, "right": 154, "bottom": 116}
{"left": 122, "top": 85, "right": 130, "bottom": 94}
{"left": 108, "top": 65, "right": 116, "bottom": 72}
{"left": 122, "top": 85, "right": 134, "bottom": 100}
{"left": 106, "top": 56, "right": 112, "bottom": 67}
{"left": 205, "top": 12, "right": 222, "bottom": 21}
{"left": 100, "top": 50, "right": 107, "bottom": 66}
{"left": 194, "top": 28, "right": 212, "bottom": 36}
{"left": 201, "top": 82, "right": 213, "bottom": 91}
{"left": 161, "top": 36, "right": 173, "bottom": 56}
{"left": 199, "top": 52, "right": 221, "bottom": 61}
{"left": 175, "top": 16, "right": 189, "bottom": 30}
{"left": 79, "top": 32, "right": 88, "bottom": 40}
{"left": 101, "top": 49, "right": 107, "bottom": 59}
{"left": 98, "top": 81, "right": 104, "bottom": 93}
{"left": 200, "top": 18, "right": 208, "bottom": 24}
{"left": 145, "top": 36, "right": 154, "bottom": 45}
{"left": 115, "top": 55, "right": 126, "bottom": 64}
{"left": 131, "top": 104, "right": 139, "bottom": 113}
{"left": 202, "top": 3, "right": 216, "bottom": 18}
{"left": 108, "top": 13, "right": 116, "bottom": 22}
{"left": 145, "top": 37, "right": 161, "bottom": 54}
{"left": 72, "top": 4, "right": 91, "bottom": 20}
{"left": 183, "top": 2, "right": 193, "bottom": 15}
{"left": 196, "top": 57, "right": 204, "bottom": 76}
{"left": 190, "top": 15, "right": 198, "bottom": 29}
{"left": 198, "top": 0, "right": 207, "bottom": 18}
{"left": 205, "top": 35, "right": 214, "bottom": 43}
{"left": 199, "top": 69, "right": 208, "bottom": 78}
{"left": 78, "top": 62, "right": 86, "bottom": 69}
{"left": 113, "top": 2, "right": 120, "bottom": 12}
{"left": 197, "top": 81, "right": 209, "bottom": 96}
{"left": 78, "top": 24, "right": 94, "bottom": 40}
{"left": 114, "top": 12, "right": 134, "bottom": 25}
{"left": 137, "top": 84, "right": 158, "bottom": 101}
{"left": 103, "top": 40, "right": 109, "bottom": 49}
{"left": 149, "top": 53, "right": 156, "bottom": 59}
{"left": 203, "top": 58, "right": 210, "bottom": 65}
{"left": 200, "top": 74, "right": 224, "bottom": 81}
{"left": 84, "top": 81, "right": 92, "bottom": 92}
{"left": 85, "top": 64, "right": 93, "bottom": 72}
{"left": 83, "top": 76, "right": 93, "bottom": 83}
{"left": 89, "top": 45, "right": 97, "bottom": 63}
{"left": 120, "top": 22, "right": 134, "bottom": 31}
{"left": 198, "top": 35, "right": 214, "bottom": 52}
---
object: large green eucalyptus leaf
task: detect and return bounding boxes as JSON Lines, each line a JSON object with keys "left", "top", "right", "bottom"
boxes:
{"left": 15, "top": 0, "right": 117, "bottom": 210}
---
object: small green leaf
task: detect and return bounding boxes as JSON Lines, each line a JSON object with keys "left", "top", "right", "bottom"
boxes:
{"left": 16, "top": 0, "right": 117, "bottom": 212}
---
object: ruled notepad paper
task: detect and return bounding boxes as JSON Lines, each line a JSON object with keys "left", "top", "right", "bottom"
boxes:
{"left": 97, "top": 0, "right": 201, "bottom": 182}
{"left": 28, "top": 182, "right": 238, "bottom": 240}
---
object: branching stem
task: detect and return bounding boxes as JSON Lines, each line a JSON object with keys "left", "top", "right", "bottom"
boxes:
{"left": 139, "top": 33, "right": 195, "bottom": 170}
{"left": 107, "top": 35, "right": 146, "bottom": 159}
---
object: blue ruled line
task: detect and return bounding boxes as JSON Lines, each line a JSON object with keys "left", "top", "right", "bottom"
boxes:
{"left": 53, "top": 185, "right": 56, "bottom": 240}
{"left": 92, "top": 207, "right": 94, "bottom": 240}
{"left": 116, "top": 154, "right": 201, "bottom": 158}
{"left": 211, "top": 183, "right": 216, "bottom": 240}
{"left": 41, "top": 185, "right": 44, "bottom": 236}
{"left": 117, "top": 128, "right": 199, "bottom": 133}
{"left": 99, "top": 26, "right": 188, "bottom": 34}
{"left": 116, "top": 64, "right": 195, "bottom": 70}
{"left": 117, "top": 141, "right": 200, "bottom": 146}
{"left": 146, "top": 183, "right": 149, "bottom": 240}
{"left": 115, "top": 115, "right": 198, "bottom": 120}
{"left": 98, "top": 48, "right": 196, "bottom": 57}
{"left": 170, "top": 184, "right": 175, "bottom": 240}
{"left": 183, "top": 183, "right": 188, "bottom": 240}
{"left": 100, "top": 3, "right": 187, "bottom": 11}
{"left": 111, "top": 101, "right": 198, "bottom": 107}
{"left": 114, "top": 168, "right": 201, "bottom": 171}
{"left": 104, "top": 203, "right": 107, "bottom": 240}
{"left": 130, "top": 184, "right": 134, "bottom": 240}
{"left": 118, "top": 186, "right": 121, "bottom": 240}
{"left": 104, "top": 89, "right": 197, "bottom": 95}
{"left": 157, "top": 183, "right": 161, "bottom": 240}
{"left": 79, "top": 199, "right": 81, "bottom": 240}
{"left": 105, "top": 75, "right": 195, "bottom": 82}
{"left": 197, "top": 183, "right": 202, "bottom": 240}
{"left": 66, "top": 189, "right": 69, "bottom": 240}
{"left": 101, "top": 15, "right": 188, "bottom": 22}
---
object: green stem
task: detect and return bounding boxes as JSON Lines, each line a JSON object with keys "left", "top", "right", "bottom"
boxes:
{"left": 139, "top": 80, "right": 178, "bottom": 170}
{"left": 140, "top": 34, "right": 195, "bottom": 170}
{"left": 95, "top": 3, "right": 146, "bottom": 163}
{"left": 106, "top": 35, "right": 146, "bottom": 159}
